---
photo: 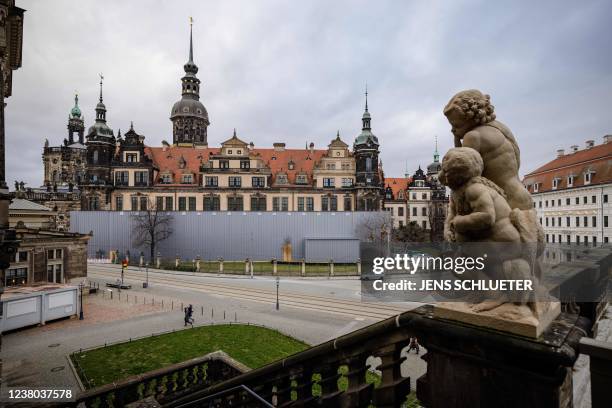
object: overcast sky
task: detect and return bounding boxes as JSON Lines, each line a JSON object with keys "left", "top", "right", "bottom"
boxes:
{"left": 5, "top": 0, "right": 612, "bottom": 188}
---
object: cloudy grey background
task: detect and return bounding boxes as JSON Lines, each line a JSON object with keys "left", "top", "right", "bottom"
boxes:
{"left": 5, "top": 0, "right": 612, "bottom": 188}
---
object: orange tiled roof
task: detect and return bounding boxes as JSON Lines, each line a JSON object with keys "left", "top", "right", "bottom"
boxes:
{"left": 144, "top": 145, "right": 328, "bottom": 185}
{"left": 522, "top": 142, "right": 612, "bottom": 193}
{"left": 385, "top": 177, "right": 411, "bottom": 200}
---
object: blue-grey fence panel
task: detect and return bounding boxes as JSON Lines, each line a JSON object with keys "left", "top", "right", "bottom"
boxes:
{"left": 70, "top": 211, "right": 390, "bottom": 262}
{"left": 304, "top": 238, "right": 360, "bottom": 262}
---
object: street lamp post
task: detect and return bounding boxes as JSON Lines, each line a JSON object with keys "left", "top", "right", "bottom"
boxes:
{"left": 275, "top": 276, "right": 280, "bottom": 310}
{"left": 79, "top": 281, "right": 84, "bottom": 320}
{"left": 145, "top": 262, "right": 149, "bottom": 288}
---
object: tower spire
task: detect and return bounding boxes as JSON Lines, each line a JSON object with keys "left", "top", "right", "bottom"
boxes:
{"left": 433, "top": 135, "right": 439, "bottom": 162}
{"left": 364, "top": 82, "right": 368, "bottom": 112}
{"left": 189, "top": 16, "right": 194, "bottom": 62}
{"left": 99, "top": 73, "right": 104, "bottom": 102}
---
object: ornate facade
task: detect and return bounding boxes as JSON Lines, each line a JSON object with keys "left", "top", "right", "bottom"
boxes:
{"left": 38, "top": 23, "right": 385, "bottom": 213}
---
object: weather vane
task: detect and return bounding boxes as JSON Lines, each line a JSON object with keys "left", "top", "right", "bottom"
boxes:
{"left": 189, "top": 16, "right": 193, "bottom": 26}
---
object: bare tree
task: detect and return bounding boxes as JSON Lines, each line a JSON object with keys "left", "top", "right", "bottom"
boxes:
{"left": 131, "top": 199, "right": 173, "bottom": 260}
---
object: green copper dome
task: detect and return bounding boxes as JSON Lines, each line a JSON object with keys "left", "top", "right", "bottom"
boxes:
{"left": 70, "top": 94, "right": 82, "bottom": 118}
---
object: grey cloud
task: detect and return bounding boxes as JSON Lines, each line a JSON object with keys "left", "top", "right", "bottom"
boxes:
{"left": 5, "top": 0, "right": 612, "bottom": 188}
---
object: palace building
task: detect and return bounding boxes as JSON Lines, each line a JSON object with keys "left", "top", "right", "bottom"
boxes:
{"left": 523, "top": 135, "right": 612, "bottom": 245}
{"left": 43, "top": 23, "right": 385, "bottom": 213}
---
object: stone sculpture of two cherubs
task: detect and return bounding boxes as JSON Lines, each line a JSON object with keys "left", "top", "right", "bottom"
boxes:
{"left": 437, "top": 90, "right": 558, "bottom": 334}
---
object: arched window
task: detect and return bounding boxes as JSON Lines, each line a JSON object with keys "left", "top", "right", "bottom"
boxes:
{"left": 365, "top": 157, "right": 372, "bottom": 172}
{"left": 93, "top": 150, "right": 99, "bottom": 164}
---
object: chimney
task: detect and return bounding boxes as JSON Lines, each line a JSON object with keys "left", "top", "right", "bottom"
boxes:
{"left": 604, "top": 135, "right": 612, "bottom": 144}
{"left": 162, "top": 140, "right": 170, "bottom": 152}
{"left": 309, "top": 142, "right": 315, "bottom": 154}
{"left": 556, "top": 149, "right": 564, "bottom": 158}
{"left": 586, "top": 140, "right": 595, "bottom": 149}
{"left": 273, "top": 142, "right": 286, "bottom": 152}
{"left": 570, "top": 145, "right": 579, "bottom": 153}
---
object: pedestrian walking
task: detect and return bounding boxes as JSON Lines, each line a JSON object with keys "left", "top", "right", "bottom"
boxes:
{"left": 184, "top": 304, "right": 194, "bottom": 327}
{"left": 408, "top": 337, "right": 420, "bottom": 354}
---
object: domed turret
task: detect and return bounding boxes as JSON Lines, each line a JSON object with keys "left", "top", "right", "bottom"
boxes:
{"left": 70, "top": 93, "right": 82, "bottom": 118}
{"left": 170, "top": 18, "right": 209, "bottom": 147}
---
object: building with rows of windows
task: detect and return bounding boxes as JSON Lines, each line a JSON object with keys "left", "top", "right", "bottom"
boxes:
{"left": 43, "top": 24, "right": 385, "bottom": 213}
{"left": 523, "top": 135, "right": 612, "bottom": 245}
{"left": 382, "top": 144, "right": 448, "bottom": 240}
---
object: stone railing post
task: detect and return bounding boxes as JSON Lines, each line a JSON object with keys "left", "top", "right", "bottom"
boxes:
{"left": 272, "top": 258, "right": 277, "bottom": 275}
{"left": 175, "top": 254, "right": 180, "bottom": 268}
{"left": 329, "top": 259, "right": 334, "bottom": 278}
{"left": 195, "top": 255, "right": 201, "bottom": 272}
{"left": 301, "top": 258, "right": 306, "bottom": 277}
{"left": 218, "top": 257, "right": 224, "bottom": 274}
{"left": 372, "top": 342, "right": 409, "bottom": 407}
{"left": 356, "top": 258, "right": 362, "bottom": 276}
{"left": 156, "top": 251, "right": 161, "bottom": 269}
{"left": 139, "top": 253, "right": 144, "bottom": 267}
{"left": 340, "top": 353, "right": 373, "bottom": 408}
{"left": 318, "top": 363, "right": 342, "bottom": 405}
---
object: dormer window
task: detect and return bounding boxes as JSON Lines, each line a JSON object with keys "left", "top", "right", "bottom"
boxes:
{"left": 584, "top": 170, "right": 594, "bottom": 184}
{"left": 567, "top": 175, "right": 574, "bottom": 187}
{"left": 220, "top": 160, "right": 229, "bottom": 169}
{"left": 296, "top": 174, "right": 308, "bottom": 184}
{"left": 160, "top": 174, "right": 173, "bottom": 184}
{"left": 288, "top": 161, "right": 295, "bottom": 170}
{"left": 237, "top": 150, "right": 242, "bottom": 155}
{"left": 240, "top": 160, "right": 250, "bottom": 169}
{"left": 398, "top": 190, "right": 405, "bottom": 199}
{"left": 182, "top": 174, "right": 193, "bottom": 184}
{"left": 228, "top": 150, "right": 233, "bottom": 155}
{"left": 326, "top": 163, "right": 336, "bottom": 170}
{"left": 552, "top": 178, "right": 560, "bottom": 190}
{"left": 126, "top": 153, "right": 138, "bottom": 163}
{"left": 533, "top": 183, "right": 539, "bottom": 192}
{"left": 276, "top": 174, "right": 289, "bottom": 184}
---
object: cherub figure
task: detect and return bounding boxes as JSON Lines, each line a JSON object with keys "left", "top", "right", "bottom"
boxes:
{"left": 439, "top": 147, "right": 533, "bottom": 311}
{"left": 439, "top": 147, "right": 520, "bottom": 244}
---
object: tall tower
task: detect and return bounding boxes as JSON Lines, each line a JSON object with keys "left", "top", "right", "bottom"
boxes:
{"left": 170, "top": 18, "right": 210, "bottom": 147}
{"left": 353, "top": 86, "right": 383, "bottom": 211}
{"left": 67, "top": 92, "right": 85, "bottom": 144}
{"left": 83, "top": 75, "right": 115, "bottom": 209}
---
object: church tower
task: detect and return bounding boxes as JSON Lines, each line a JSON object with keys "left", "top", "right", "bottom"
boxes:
{"left": 170, "top": 18, "right": 210, "bottom": 147}
{"left": 67, "top": 93, "right": 85, "bottom": 144}
{"left": 353, "top": 87, "right": 383, "bottom": 210}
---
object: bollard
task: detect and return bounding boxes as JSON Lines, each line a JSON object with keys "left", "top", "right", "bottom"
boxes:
{"left": 245, "top": 258, "right": 250, "bottom": 275}
{"left": 196, "top": 256, "right": 201, "bottom": 272}
{"left": 175, "top": 254, "right": 180, "bottom": 269}
{"left": 301, "top": 259, "right": 306, "bottom": 277}
{"left": 272, "top": 258, "right": 277, "bottom": 275}
{"left": 329, "top": 259, "right": 334, "bottom": 278}
{"left": 201, "top": 306, "right": 203, "bottom": 315}
{"left": 219, "top": 257, "right": 224, "bottom": 274}
{"left": 172, "top": 300, "right": 174, "bottom": 310}
{"left": 156, "top": 251, "right": 161, "bottom": 269}
{"left": 235, "top": 312, "right": 237, "bottom": 322}
{"left": 357, "top": 258, "right": 362, "bottom": 276}
{"left": 224, "top": 310, "right": 226, "bottom": 320}
{"left": 212, "top": 308, "right": 214, "bottom": 319}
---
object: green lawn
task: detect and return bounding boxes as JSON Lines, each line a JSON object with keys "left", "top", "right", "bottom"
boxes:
{"left": 155, "top": 260, "right": 357, "bottom": 275}
{"left": 71, "top": 324, "right": 308, "bottom": 389}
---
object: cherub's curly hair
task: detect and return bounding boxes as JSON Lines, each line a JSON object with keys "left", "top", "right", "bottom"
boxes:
{"left": 444, "top": 89, "right": 496, "bottom": 125}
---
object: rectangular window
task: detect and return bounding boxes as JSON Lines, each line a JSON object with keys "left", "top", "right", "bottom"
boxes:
{"left": 276, "top": 174, "right": 288, "bottom": 184}
{"left": 229, "top": 176, "right": 242, "bottom": 187}
{"left": 160, "top": 174, "right": 172, "bottom": 184}
{"left": 228, "top": 196, "right": 244, "bottom": 211}
{"left": 412, "top": 207, "right": 417, "bottom": 216}
{"left": 188, "top": 197, "right": 196, "bottom": 211}
{"left": 593, "top": 236, "right": 597, "bottom": 245}
{"left": 165, "top": 197, "right": 173, "bottom": 211}
{"left": 604, "top": 216, "right": 608, "bottom": 228}
{"left": 273, "top": 197, "right": 289, "bottom": 212}
{"left": 583, "top": 196, "right": 587, "bottom": 204}
{"left": 295, "top": 174, "right": 308, "bottom": 184}
{"left": 577, "top": 235, "right": 581, "bottom": 244}
{"left": 344, "top": 196, "right": 352, "bottom": 211}
{"left": 575, "top": 197, "right": 579, "bottom": 205}
{"left": 306, "top": 197, "right": 314, "bottom": 212}
{"left": 567, "top": 235, "right": 570, "bottom": 244}
{"left": 297, "top": 197, "right": 305, "bottom": 211}
{"left": 240, "top": 160, "right": 250, "bottom": 169}
{"left": 115, "top": 171, "right": 129, "bottom": 186}
{"left": 140, "top": 196, "right": 148, "bottom": 211}
{"left": 342, "top": 178, "right": 353, "bottom": 187}
{"left": 592, "top": 195, "right": 596, "bottom": 204}
{"left": 422, "top": 221, "right": 427, "bottom": 229}
{"left": 584, "top": 216, "right": 588, "bottom": 227}
{"left": 181, "top": 174, "right": 193, "bottom": 184}
{"left": 566, "top": 198, "right": 570, "bottom": 205}
{"left": 557, "top": 199, "right": 561, "bottom": 206}
{"left": 422, "top": 193, "right": 428, "bottom": 200}
{"left": 203, "top": 196, "right": 220, "bottom": 211}
{"left": 250, "top": 197, "right": 266, "bottom": 211}
{"left": 576, "top": 216, "right": 579, "bottom": 227}
{"left": 135, "top": 171, "right": 148, "bottom": 186}
{"left": 604, "top": 194, "right": 608, "bottom": 203}
{"left": 322, "top": 196, "right": 329, "bottom": 211}
{"left": 422, "top": 207, "right": 427, "bottom": 216}
{"left": 323, "top": 178, "right": 335, "bottom": 188}
{"left": 398, "top": 207, "right": 404, "bottom": 217}
{"left": 252, "top": 177, "right": 266, "bottom": 188}
{"left": 592, "top": 216, "right": 597, "bottom": 228}
{"left": 156, "top": 196, "right": 163, "bottom": 210}
{"left": 131, "top": 196, "right": 138, "bottom": 211}
{"left": 116, "top": 196, "right": 123, "bottom": 211}
{"left": 179, "top": 197, "right": 187, "bottom": 211}
{"left": 205, "top": 176, "right": 218, "bottom": 187}
{"left": 7, "top": 267, "right": 28, "bottom": 286}
{"left": 566, "top": 217, "right": 570, "bottom": 227}
{"left": 126, "top": 153, "right": 137, "bottom": 163}
{"left": 220, "top": 160, "right": 229, "bottom": 169}
{"left": 546, "top": 218, "right": 549, "bottom": 227}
